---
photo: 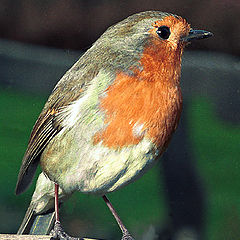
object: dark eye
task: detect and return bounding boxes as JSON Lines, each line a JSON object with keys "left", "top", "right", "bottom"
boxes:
{"left": 156, "top": 26, "right": 171, "bottom": 40}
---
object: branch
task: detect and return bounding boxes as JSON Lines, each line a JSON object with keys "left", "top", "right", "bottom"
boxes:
{"left": 0, "top": 234, "right": 100, "bottom": 240}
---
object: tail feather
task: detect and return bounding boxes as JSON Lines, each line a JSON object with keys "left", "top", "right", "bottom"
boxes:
{"left": 17, "top": 204, "right": 35, "bottom": 234}
{"left": 17, "top": 204, "right": 55, "bottom": 235}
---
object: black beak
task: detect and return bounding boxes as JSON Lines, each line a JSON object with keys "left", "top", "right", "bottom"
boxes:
{"left": 182, "top": 29, "right": 213, "bottom": 42}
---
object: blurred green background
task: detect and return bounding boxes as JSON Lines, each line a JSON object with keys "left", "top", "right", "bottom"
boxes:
{"left": 0, "top": 1, "right": 239, "bottom": 240}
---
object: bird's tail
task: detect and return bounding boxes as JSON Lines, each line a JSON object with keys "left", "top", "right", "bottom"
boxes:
{"left": 17, "top": 203, "right": 55, "bottom": 235}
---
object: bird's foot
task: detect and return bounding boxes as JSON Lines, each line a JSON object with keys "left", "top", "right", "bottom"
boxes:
{"left": 121, "top": 231, "right": 135, "bottom": 240}
{"left": 50, "top": 221, "right": 80, "bottom": 240}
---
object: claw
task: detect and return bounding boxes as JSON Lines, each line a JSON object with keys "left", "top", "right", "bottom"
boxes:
{"left": 121, "top": 231, "right": 135, "bottom": 240}
{"left": 50, "top": 221, "right": 80, "bottom": 240}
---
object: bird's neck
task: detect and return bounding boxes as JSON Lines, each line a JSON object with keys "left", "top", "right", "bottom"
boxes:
{"left": 139, "top": 39, "right": 184, "bottom": 87}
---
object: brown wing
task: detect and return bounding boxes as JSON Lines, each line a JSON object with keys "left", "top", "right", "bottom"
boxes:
{"left": 15, "top": 56, "right": 100, "bottom": 195}
{"left": 15, "top": 108, "right": 61, "bottom": 195}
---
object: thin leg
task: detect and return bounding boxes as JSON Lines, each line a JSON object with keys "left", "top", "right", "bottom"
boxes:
{"left": 51, "top": 183, "right": 80, "bottom": 240}
{"left": 102, "top": 195, "right": 135, "bottom": 240}
{"left": 55, "top": 183, "right": 60, "bottom": 222}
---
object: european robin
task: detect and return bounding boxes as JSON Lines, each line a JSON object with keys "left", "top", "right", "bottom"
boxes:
{"left": 15, "top": 11, "right": 212, "bottom": 240}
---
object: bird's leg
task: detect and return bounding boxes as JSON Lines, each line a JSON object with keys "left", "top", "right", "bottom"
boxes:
{"left": 50, "top": 183, "right": 80, "bottom": 240}
{"left": 102, "top": 195, "right": 135, "bottom": 240}
{"left": 55, "top": 183, "right": 60, "bottom": 223}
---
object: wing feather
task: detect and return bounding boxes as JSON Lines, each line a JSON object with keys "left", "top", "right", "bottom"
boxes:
{"left": 15, "top": 111, "right": 60, "bottom": 195}
{"left": 15, "top": 58, "right": 101, "bottom": 195}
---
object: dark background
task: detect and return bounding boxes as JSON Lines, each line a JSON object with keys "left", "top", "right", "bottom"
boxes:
{"left": 0, "top": 1, "right": 239, "bottom": 240}
{"left": 0, "top": 0, "right": 239, "bottom": 55}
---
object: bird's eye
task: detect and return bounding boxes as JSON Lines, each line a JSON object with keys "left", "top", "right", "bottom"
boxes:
{"left": 156, "top": 26, "right": 171, "bottom": 40}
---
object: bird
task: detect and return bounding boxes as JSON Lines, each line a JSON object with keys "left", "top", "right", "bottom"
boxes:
{"left": 15, "top": 11, "right": 212, "bottom": 240}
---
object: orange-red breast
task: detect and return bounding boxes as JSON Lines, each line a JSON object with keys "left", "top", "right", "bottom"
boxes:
{"left": 15, "top": 11, "right": 212, "bottom": 239}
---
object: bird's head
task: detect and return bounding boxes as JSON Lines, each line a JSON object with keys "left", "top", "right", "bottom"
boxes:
{"left": 98, "top": 11, "right": 212, "bottom": 60}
